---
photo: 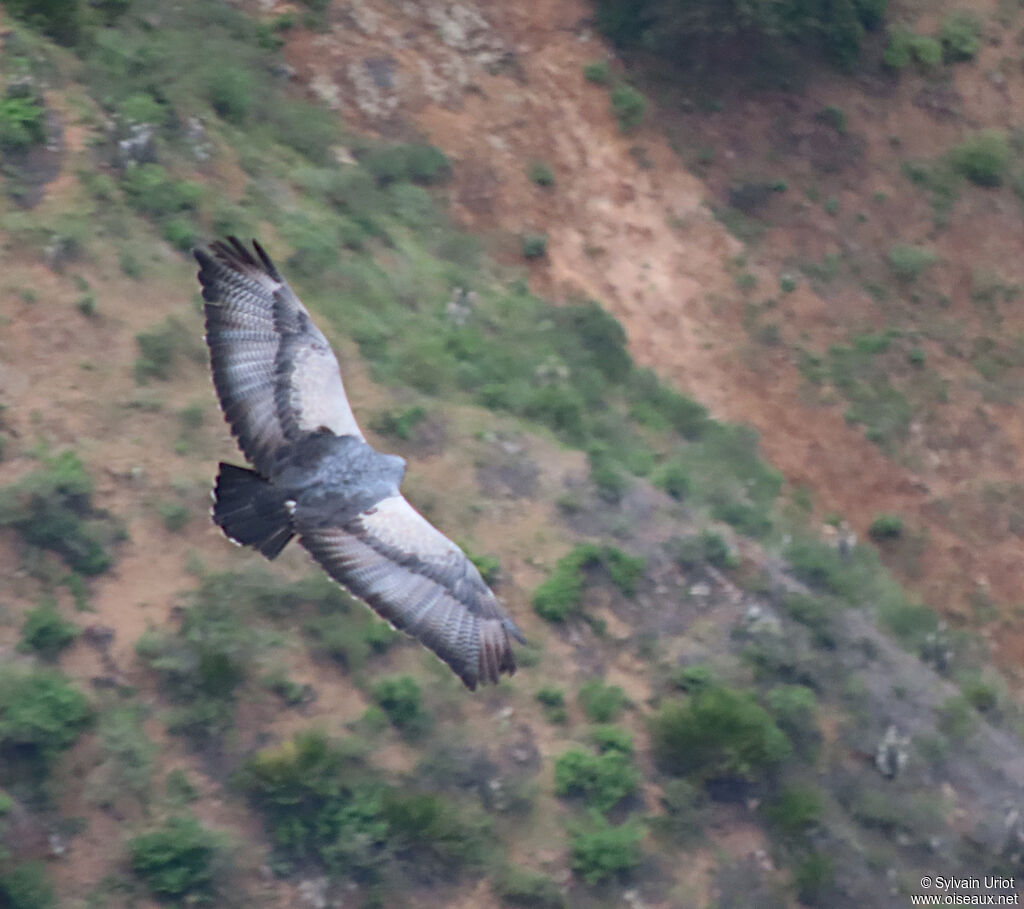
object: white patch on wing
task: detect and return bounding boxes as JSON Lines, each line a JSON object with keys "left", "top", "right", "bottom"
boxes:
{"left": 289, "top": 344, "right": 363, "bottom": 440}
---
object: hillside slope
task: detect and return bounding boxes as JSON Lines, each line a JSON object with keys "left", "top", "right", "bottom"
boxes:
{"left": 2, "top": 1, "right": 1024, "bottom": 908}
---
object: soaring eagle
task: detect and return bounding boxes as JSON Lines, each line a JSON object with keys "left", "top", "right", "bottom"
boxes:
{"left": 194, "top": 237, "right": 523, "bottom": 689}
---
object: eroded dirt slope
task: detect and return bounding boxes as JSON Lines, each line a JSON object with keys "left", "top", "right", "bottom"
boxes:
{"left": 273, "top": 0, "right": 1024, "bottom": 677}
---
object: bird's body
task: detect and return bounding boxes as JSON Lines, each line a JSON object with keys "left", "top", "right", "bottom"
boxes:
{"left": 194, "top": 237, "right": 522, "bottom": 689}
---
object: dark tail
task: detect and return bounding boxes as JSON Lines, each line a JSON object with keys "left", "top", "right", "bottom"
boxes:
{"left": 212, "top": 463, "right": 294, "bottom": 559}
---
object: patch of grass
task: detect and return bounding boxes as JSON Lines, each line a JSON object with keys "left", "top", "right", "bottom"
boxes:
{"left": 157, "top": 501, "right": 190, "bottom": 533}
{"left": 0, "top": 861, "right": 55, "bottom": 909}
{"left": 762, "top": 784, "right": 824, "bottom": 838}
{"left": 18, "top": 601, "right": 78, "bottom": 659}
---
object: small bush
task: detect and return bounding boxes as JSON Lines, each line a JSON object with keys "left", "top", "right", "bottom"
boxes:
{"left": 649, "top": 685, "right": 791, "bottom": 782}
{"left": 0, "top": 450, "right": 119, "bottom": 575}
{"left": 884, "top": 28, "right": 942, "bottom": 68}
{"left": 532, "top": 544, "right": 645, "bottom": 623}
{"left": 763, "top": 784, "right": 824, "bottom": 838}
{"left": 0, "top": 666, "right": 91, "bottom": 768}
{"left": 0, "top": 95, "right": 47, "bottom": 151}
{"left": 949, "top": 130, "right": 1010, "bottom": 187}
{"left": 18, "top": 602, "right": 78, "bottom": 659}
{"left": 129, "top": 815, "right": 228, "bottom": 902}
{"left": 528, "top": 161, "right": 555, "bottom": 187}
{"left": 654, "top": 458, "right": 691, "bottom": 500}
{"left": 578, "top": 679, "right": 627, "bottom": 723}
{"left": 205, "top": 64, "right": 255, "bottom": 123}
{"left": 583, "top": 60, "right": 611, "bottom": 84}
{"left": 493, "top": 866, "right": 566, "bottom": 909}
{"left": 939, "top": 10, "right": 982, "bottom": 62}
{"left": 121, "top": 165, "right": 202, "bottom": 220}
{"left": 536, "top": 686, "right": 568, "bottom": 723}
{"left": 2, "top": 0, "right": 81, "bottom": 44}
{"left": 765, "top": 685, "right": 821, "bottom": 758}
{"left": 0, "top": 861, "right": 55, "bottom": 909}
{"left": 361, "top": 143, "right": 451, "bottom": 186}
{"left": 869, "top": 513, "right": 904, "bottom": 540}
{"left": 610, "top": 84, "right": 646, "bottom": 133}
{"left": 888, "top": 244, "right": 937, "bottom": 281}
{"left": 521, "top": 233, "right": 548, "bottom": 260}
{"left": 157, "top": 501, "right": 190, "bottom": 533}
{"left": 569, "top": 815, "right": 645, "bottom": 884}
{"left": 554, "top": 745, "right": 639, "bottom": 812}
{"left": 87, "top": 705, "right": 156, "bottom": 809}
{"left": 372, "top": 675, "right": 430, "bottom": 735}
{"left": 135, "top": 316, "right": 201, "bottom": 382}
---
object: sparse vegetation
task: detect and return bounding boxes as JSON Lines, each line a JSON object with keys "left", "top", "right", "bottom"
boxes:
{"left": 521, "top": 232, "right": 548, "bottom": 259}
{"left": 533, "top": 543, "right": 645, "bottom": 623}
{"left": 869, "top": 513, "right": 904, "bottom": 540}
{"left": 888, "top": 244, "right": 937, "bottom": 281}
{"left": 568, "top": 815, "right": 645, "bottom": 884}
{"left": 939, "top": 10, "right": 982, "bottom": 62}
{"left": 610, "top": 83, "right": 646, "bottom": 133}
{"left": 949, "top": 131, "right": 1010, "bottom": 187}
{"left": 578, "top": 679, "right": 628, "bottom": 723}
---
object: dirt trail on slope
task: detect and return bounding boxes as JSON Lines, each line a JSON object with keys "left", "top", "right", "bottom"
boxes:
{"left": 272, "top": 0, "right": 1024, "bottom": 676}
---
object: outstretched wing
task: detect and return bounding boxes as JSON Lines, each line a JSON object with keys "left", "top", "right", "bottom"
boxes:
{"left": 195, "top": 237, "right": 363, "bottom": 475}
{"left": 298, "top": 495, "right": 525, "bottom": 690}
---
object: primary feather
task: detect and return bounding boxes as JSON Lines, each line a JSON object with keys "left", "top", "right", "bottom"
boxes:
{"left": 195, "top": 237, "right": 523, "bottom": 689}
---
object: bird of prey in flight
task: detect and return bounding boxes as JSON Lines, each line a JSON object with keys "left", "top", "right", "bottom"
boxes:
{"left": 194, "top": 237, "right": 523, "bottom": 689}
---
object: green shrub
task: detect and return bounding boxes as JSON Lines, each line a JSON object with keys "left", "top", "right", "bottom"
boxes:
{"left": 135, "top": 592, "right": 257, "bottom": 742}
{"left": 88, "top": 705, "right": 155, "bottom": 809}
{"left": 360, "top": 143, "right": 451, "bottom": 186}
{"left": 521, "top": 233, "right": 548, "bottom": 260}
{"left": 493, "top": 866, "right": 566, "bottom": 909}
{"left": 610, "top": 84, "right": 646, "bottom": 133}
{"left": 884, "top": 28, "right": 942, "bottom": 68}
{"left": 0, "top": 666, "right": 91, "bottom": 768}
{"left": 0, "top": 450, "right": 119, "bottom": 575}
{"left": 536, "top": 686, "right": 568, "bottom": 723}
{"left": 868, "top": 513, "right": 904, "bottom": 540}
{"left": 528, "top": 161, "right": 555, "bottom": 187}
{"left": 578, "top": 679, "right": 627, "bottom": 723}
{"left": 121, "top": 165, "right": 202, "bottom": 219}
{"left": 135, "top": 316, "right": 201, "bottom": 382}
{"left": 532, "top": 544, "right": 645, "bottom": 623}
{"left": 765, "top": 685, "right": 821, "bottom": 758}
{"left": 129, "top": 815, "right": 228, "bottom": 902}
{"left": 0, "top": 96, "right": 47, "bottom": 151}
{"left": 763, "top": 784, "right": 824, "bottom": 838}
{"left": 205, "top": 63, "right": 255, "bottom": 123}
{"left": 649, "top": 686, "right": 791, "bottom": 781}
{"left": 157, "top": 501, "right": 190, "bottom": 533}
{"left": 888, "top": 244, "right": 937, "bottom": 281}
{"left": 949, "top": 130, "right": 1010, "bottom": 187}
{"left": 583, "top": 60, "right": 611, "bottom": 84}
{"left": 782, "top": 594, "right": 837, "bottom": 649}
{"left": 569, "top": 815, "right": 644, "bottom": 884}
{"left": 18, "top": 602, "right": 78, "bottom": 659}
{"left": 0, "top": 861, "right": 55, "bottom": 909}
{"left": 554, "top": 745, "right": 639, "bottom": 812}
{"left": 2, "top": 0, "right": 81, "bottom": 44}
{"left": 794, "top": 851, "right": 835, "bottom": 904}
{"left": 654, "top": 458, "right": 691, "bottom": 500}
{"left": 939, "top": 10, "right": 982, "bottom": 62}
{"left": 371, "top": 675, "right": 430, "bottom": 735}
